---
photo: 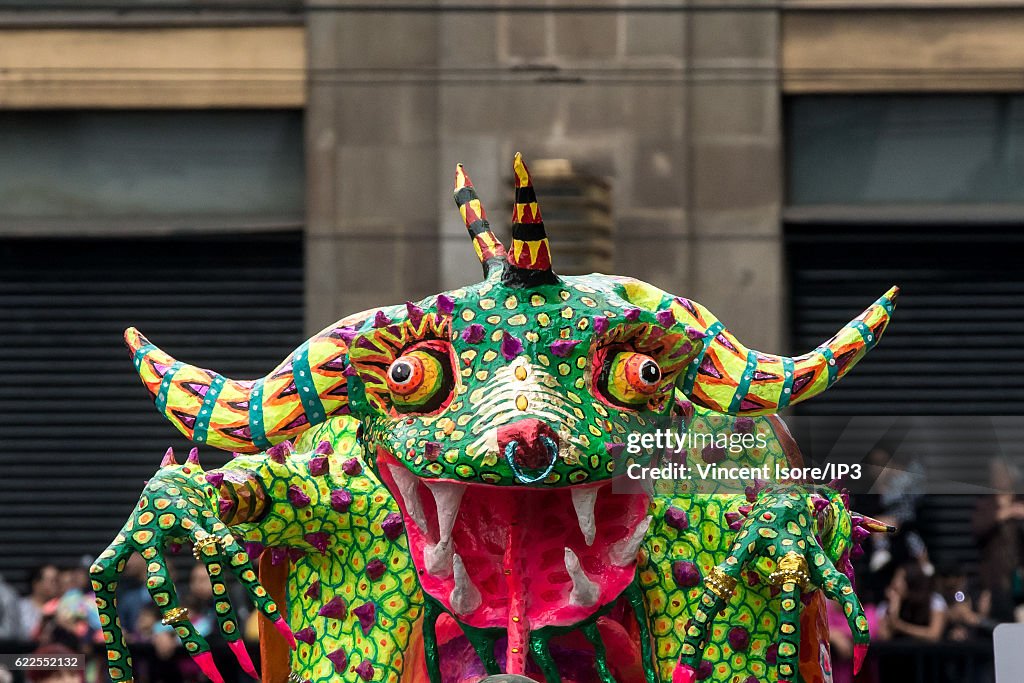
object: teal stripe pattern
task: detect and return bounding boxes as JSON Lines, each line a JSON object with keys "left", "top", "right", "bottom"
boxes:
{"left": 192, "top": 374, "right": 227, "bottom": 444}
{"left": 248, "top": 378, "right": 272, "bottom": 451}
{"left": 850, "top": 320, "right": 875, "bottom": 351}
{"left": 777, "top": 357, "right": 796, "bottom": 409}
{"left": 817, "top": 346, "right": 838, "bottom": 388}
{"left": 727, "top": 350, "right": 758, "bottom": 414}
{"left": 681, "top": 321, "right": 724, "bottom": 395}
{"left": 132, "top": 344, "right": 156, "bottom": 373}
{"left": 154, "top": 361, "right": 183, "bottom": 415}
{"left": 292, "top": 341, "right": 327, "bottom": 426}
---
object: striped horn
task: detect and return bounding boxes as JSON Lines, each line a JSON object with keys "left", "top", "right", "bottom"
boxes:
{"left": 502, "top": 152, "right": 560, "bottom": 288}
{"left": 123, "top": 313, "right": 368, "bottom": 453}
{"left": 453, "top": 164, "right": 506, "bottom": 276}
{"left": 667, "top": 286, "right": 900, "bottom": 414}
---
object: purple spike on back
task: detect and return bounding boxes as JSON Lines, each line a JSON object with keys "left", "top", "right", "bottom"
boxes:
{"left": 624, "top": 308, "right": 641, "bottom": 322}
{"left": 342, "top": 457, "right": 362, "bottom": 476}
{"left": 338, "top": 327, "right": 358, "bottom": 344}
{"left": 550, "top": 340, "right": 581, "bottom": 357}
{"left": 366, "top": 558, "right": 386, "bottom": 581}
{"left": 592, "top": 315, "right": 609, "bottom": 335}
{"left": 318, "top": 596, "right": 347, "bottom": 620}
{"left": 295, "top": 627, "right": 316, "bottom": 645}
{"left": 304, "top": 580, "right": 321, "bottom": 599}
{"left": 205, "top": 472, "right": 224, "bottom": 488}
{"left": 303, "top": 532, "right": 330, "bottom": 554}
{"left": 330, "top": 488, "right": 353, "bottom": 513}
{"left": 461, "top": 324, "right": 485, "bottom": 344}
{"left": 501, "top": 332, "right": 523, "bottom": 361}
{"left": 355, "top": 661, "right": 375, "bottom": 681}
{"left": 436, "top": 294, "right": 455, "bottom": 315}
{"left": 381, "top": 512, "right": 404, "bottom": 540}
{"left": 656, "top": 309, "right": 676, "bottom": 327}
{"left": 326, "top": 648, "right": 347, "bottom": 673}
{"left": 288, "top": 485, "right": 310, "bottom": 508}
{"left": 405, "top": 301, "right": 425, "bottom": 326}
{"left": 353, "top": 602, "right": 376, "bottom": 634}
{"left": 315, "top": 440, "right": 334, "bottom": 455}
{"left": 308, "top": 456, "right": 329, "bottom": 477}
{"left": 664, "top": 506, "right": 689, "bottom": 531}
{"left": 373, "top": 310, "right": 391, "bottom": 328}
{"left": 160, "top": 447, "right": 177, "bottom": 467}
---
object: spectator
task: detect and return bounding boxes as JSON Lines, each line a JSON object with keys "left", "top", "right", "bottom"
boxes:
{"left": 935, "top": 562, "right": 992, "bottom": 640}
{"left": 20, "top": 564, "right": 60, "bottom": 640}
{"left": 972, "top": 457, "right": 1024, "bottom": 623}
{"left": 877, "top": 562, "right": 947, "bottom": 642}
{"left": 0, "top": 570, "right": 23, "bottom": 640}
{"left": 860, "top": 448, "right": 930, "bottom": 579}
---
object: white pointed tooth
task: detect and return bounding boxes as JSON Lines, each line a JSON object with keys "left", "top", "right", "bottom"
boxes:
{"left": 388, "top": 464, "right": 427, "bottom": 532}
{"left": 571, "top": 485, "right": 601, "bottom": 546}
{"left": 425, "top": 480, "right": 465, "bottom": 543}
{"left": 424, "top": 540, "right": 453, "bottom": 578}
{"left": 564, "top": 548, "right": 600, "bottom": 607}
{"left": 450, "top": 553, "right": 482, "bottom": 615}
{"left": 610, "top": 515, "right": 652, "bottom": 566}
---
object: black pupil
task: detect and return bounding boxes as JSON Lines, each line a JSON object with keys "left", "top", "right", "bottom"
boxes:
{"left": 639, "top": 360, "right": 660, "bottom": 383}
{"left": 391, "top": 361, "right": 412, "bottom": 383}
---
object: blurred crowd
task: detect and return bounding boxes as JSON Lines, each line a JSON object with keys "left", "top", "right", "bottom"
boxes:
{"left": 829, "top": 450, "right": 1024, "bottom": 683}
{"left": 0, "top": 557, "right": 259, "bottom": 683}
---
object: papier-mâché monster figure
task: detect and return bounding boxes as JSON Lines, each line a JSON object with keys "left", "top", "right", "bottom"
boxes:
{"left": 92, "top": 154, "right": 898, "bottom": 683}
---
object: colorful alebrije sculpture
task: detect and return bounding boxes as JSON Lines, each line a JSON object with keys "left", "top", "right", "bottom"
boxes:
{"left": 93, "top": 153, "right": 899, "bottom": 683}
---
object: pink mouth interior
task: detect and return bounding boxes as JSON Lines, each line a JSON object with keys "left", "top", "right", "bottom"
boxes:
{"left": 376, "top": 450, "right": 650, "bottom": 633}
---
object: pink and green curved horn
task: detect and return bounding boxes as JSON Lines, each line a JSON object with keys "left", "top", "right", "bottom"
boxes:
{"left": 124, "top": 311, "right": 366, "bottom": 453}
{"left": 668, "top": 285, "right": 899, "bottom": 414}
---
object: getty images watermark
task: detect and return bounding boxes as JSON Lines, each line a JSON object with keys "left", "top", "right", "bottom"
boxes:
{"left": 622, "top": 428, "right": 863, "bottom": 484}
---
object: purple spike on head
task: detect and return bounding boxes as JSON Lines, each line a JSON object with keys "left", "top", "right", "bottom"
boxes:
{"left": 405, "top": 301, "right": 425, "bottom": 326}
{"left": 304, "top": 580, "right": 321, "bottom": 599}
{"left": 501, "top": 332, "right": 523, "bottom": 361}
{"left": 205, "top": 472, "right": 224, "bottom": 488}
{"left": 436, "top": 294, "right": 455, "bottom": 315}
{"left": 624, "top": 308, "right": 641, "bottom": 322}
{"left": 373, "top": 310, "right": 391, "bottom": 328}
{"left": 550, "top": 339, "right": 581, "bottom": 357}
{"left": 186, "top": 447, "right": 200, "bottom": 465}
{"left": 160, "top": 447, "right": 177, "bottom": 467}
{"left": 592, "top": 315, "right": 609, "bottom": 335}
{"left": 656, "top": 309, "right": 676, "bottom": 327}
{"left": 461, "top": 324, "right": 485, "bottom": 344}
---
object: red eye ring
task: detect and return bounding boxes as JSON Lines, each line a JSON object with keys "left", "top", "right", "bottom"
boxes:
{"left": 622, "top": 353, "right": 661, "bottom": 393}
{"left": 387, "top": 355, "right": 425, "bottom": 396}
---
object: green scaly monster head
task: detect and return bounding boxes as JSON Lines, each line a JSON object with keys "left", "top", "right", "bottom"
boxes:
{"left": 124, "top": 153, "right": 898, "bottom": 677}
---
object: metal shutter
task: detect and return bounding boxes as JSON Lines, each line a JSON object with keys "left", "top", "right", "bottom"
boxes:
{"left": 0, "top": 231, "right": 303, "bottom": 592}
{"left": 786, "top": 223, "right": 1024, "bottom": 570}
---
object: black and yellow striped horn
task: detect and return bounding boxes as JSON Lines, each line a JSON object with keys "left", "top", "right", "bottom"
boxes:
{"left": 453, "top": 164, "right": 506, "bottom": 277}
{"left": 502, "top": 152, "right": 560, "bottom": 288}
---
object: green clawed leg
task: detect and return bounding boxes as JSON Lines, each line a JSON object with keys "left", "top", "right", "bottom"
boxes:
{"left": 808, "top": 546, "right": 871, "bottom": 674}
{"left": 776, "top": 581, "right": 802, "bottom": 682}
{"left": 625, "top": 580, "right": 657, "bottom": 683}
{"left": 422, "top": 596, "right": 443, "bottom": 683}
{"left": 529, "top": 634, "right": 561, "bottom": 683}
{"left": 90, "top": 542, "right": 134, "bottom": 683}
{"left": 143, "top": 553, "right": 225, "bottom": 683}
{"left": 197, "top": 541, "right": 259, "bottom": 679}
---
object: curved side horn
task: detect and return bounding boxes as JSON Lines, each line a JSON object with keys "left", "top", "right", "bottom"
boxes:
{"left": 124, "top": 313, "right": 367, "bottom": 453}
{"left": 502, "top": 152, "right": 560, "bottom": 288}
{"left": 453, "top": 164, "right": 506, "bottom": 277}
{"left": 666, "top": 286, "right": 899, "bottom": 414}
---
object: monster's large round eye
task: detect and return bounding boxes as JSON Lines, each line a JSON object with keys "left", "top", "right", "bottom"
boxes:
{"left": 599, "top": 350, "right": 662, "bottom": 408}
{"left": 386, "top": 346, "right": 452, "bottom": 413}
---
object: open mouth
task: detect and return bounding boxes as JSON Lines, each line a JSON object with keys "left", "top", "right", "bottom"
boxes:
{"left": 376, "top": 449, "right": 651, "bottom": 670}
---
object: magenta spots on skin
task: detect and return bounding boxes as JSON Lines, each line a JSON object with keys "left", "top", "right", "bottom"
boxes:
{"left": 405, "top": 301, "right": 425, "bottom": 326}
{"left": 734, "top": 416, "right": 755, "bottom": 434}
{"left": 672, "top": 560, "right": 701, "bottom": 587}
{"left": 288, "top": 485, "right": 310, "bottom": 508}
{"left": 436, "top": 294, "right": 455, "bottom": 315}
{"left": 353, "top": 602, "right": 376, "bottom": 634}
{"left": 318, "top": 596, "right": 347, "bottom": 620}
{"left": 424, "top": 441, "right": 441, "bottom": 461}
{"left": 382, "top": 512, "right": 405, "bottom": 540}
{"left": 592, "top": 315, "right": 609, "bottom": 335}
{"left": 373, "top": 310, "right": 391, "bottom": 328}
{"left": 461, "top": 324, "right": 485, "bottom": 344}
{"left": 304, "top": 532, "right": 330, "bottom": 554}
{"left": 664, "top": 506, "right": 689, "bottom": 531}
{"left": 728, "top": 626, "right": 750, "bottom": 651}
{"left": 701, "top": 445, "right": 727, "bottom": 464}
{"left": 366, "top": 559, "right": 386, "bottom": 580}
{"left": 550, "top": 340, "right": 581, "bottom": 357}
{"left": 269, "top": 546, "right": 288, "bottom": 566}
{"left": 697, "top": 660, "right": 713, "bottom": 680}
{"left": 308, "top": 456, "right": 329, "bottom": 477}
{"left": 355, "top": 661, "right": 375, "bottom": 681}
{"left": 656, "top": 309, "right": 676, "bottom": 327}
{"left": 205, "top": 472, "right": 224, "bottom": 487}
{"left": 501, "top": 332, "right": 523, "bottom": 361}
{"left": 294, "top": 627, "right": 316, "bottom": 645}
{"left": 624, "top": 308, "right": 641, "bottom": 322}
{"left": 326, "top": 648, "right": 347, "bottom": 673}
{"left": 304, "top": 580, "right": 321, "bottom": 600}
{"left": 330, "top": 488, "right": 353, "bottom": 513}
{"left": 342, "top": 458, "right": 362, "bottom": 476}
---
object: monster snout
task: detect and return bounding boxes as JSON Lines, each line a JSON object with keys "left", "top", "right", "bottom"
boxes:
{"left": 498, "top": 418, "right": 560, "bottom": 483}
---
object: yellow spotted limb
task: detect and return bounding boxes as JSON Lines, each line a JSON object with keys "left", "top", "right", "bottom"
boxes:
{"left": 90, "top": 447, "right": 291, "bottom": 683}
{"left": 222, "top": 417, "right": 425, "bottom": 683}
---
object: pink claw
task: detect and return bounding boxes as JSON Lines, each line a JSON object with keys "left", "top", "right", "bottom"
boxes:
{"left": 672, "top": 661, "right": 696, "bottom": 683}
{"left": 272, "top": 615, "right": 297, "bottom": 650}
{"left": 853, "top": 642, "right": 869, "bottom": 675}
{"left": 192, "top": 651, "right": 225, "bottom": 683}
{"left": 227, "top": 640, "right": 258, "bottom": 679}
